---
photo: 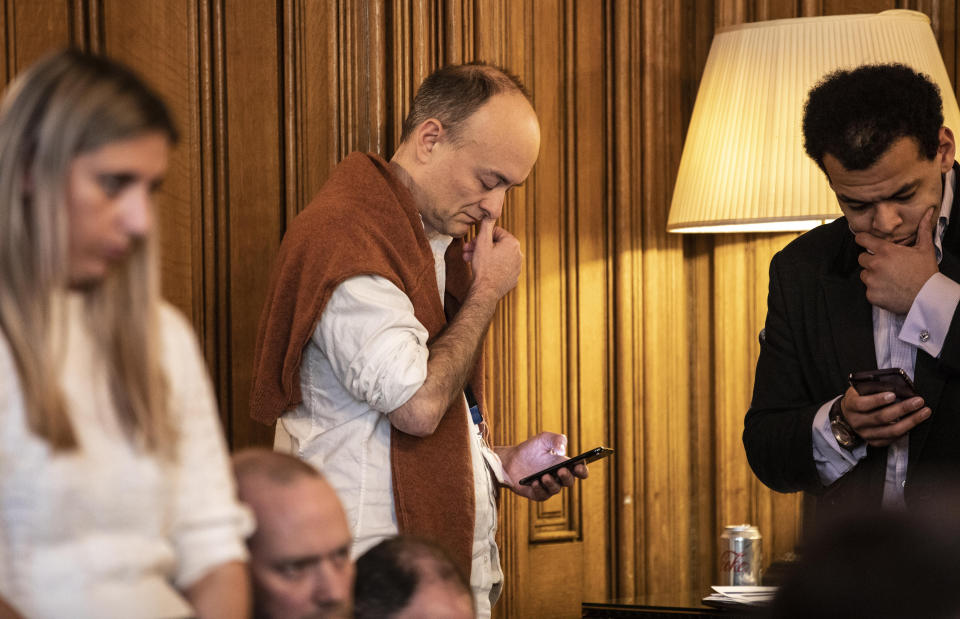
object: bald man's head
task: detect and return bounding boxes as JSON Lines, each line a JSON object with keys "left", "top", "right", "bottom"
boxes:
{"left": 234, "top": 449, "right": 354, "bottom": 619}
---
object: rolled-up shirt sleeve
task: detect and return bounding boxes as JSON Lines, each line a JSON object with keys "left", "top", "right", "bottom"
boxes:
{"left": 316, "top": 275, "right": 430, "bottom": 413}
{"left": 900, "top": 273, "right": 960, "bottom": 358}
{"left": 812, "top": 395, "right": 866, "bottom": 485}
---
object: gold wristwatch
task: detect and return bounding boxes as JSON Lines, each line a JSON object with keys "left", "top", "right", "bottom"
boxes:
{"left": 829, "top": 396, "right": 863, "bottom": 450}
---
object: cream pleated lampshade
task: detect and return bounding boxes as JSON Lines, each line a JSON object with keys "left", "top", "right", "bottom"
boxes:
{"left": 667, "top": 10, "right": 960, "bottom": 233}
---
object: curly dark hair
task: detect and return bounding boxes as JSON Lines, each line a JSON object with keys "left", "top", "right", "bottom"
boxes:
{"left": 802, "top": 63, "right": 943, "bottom": 173}
{"left": 353, "top": 536, "right": 472, "bottom": 619}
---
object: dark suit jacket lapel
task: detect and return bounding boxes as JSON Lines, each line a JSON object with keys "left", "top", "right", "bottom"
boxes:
{"left": 821, "top": 230, "right": 877, "bottom": 379}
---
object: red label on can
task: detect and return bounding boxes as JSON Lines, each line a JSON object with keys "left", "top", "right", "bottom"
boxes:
{"left": 719, "top": 549, "right": 750, "bottom": 574}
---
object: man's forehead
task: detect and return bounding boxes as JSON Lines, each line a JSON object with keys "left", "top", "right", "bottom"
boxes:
{"left": 252, "top": 512, "right": 351, "bottom": 561}
{"left": 261, "top": 541, "right": 350, "bottom": 567}
{"left": 832, "top": 176, "right": 922, "bottom": 203}
{"left": 824, "top": 140, "right": 932, "bottom": 199}
{"left": 249, "top": 479, "right": 351, "bottom": 553}
{"left": 476, "top": 164, "right": 526, "bottom": 187}
{"left": 456, "top": 110, "right": 540, "bottom": 182}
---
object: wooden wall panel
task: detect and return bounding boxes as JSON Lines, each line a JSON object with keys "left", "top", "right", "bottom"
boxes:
{"left": 4, "top": 1, "right": 73, "bottom": 75}
{"left": 3, "top": 1, "right": 959, "bottom": 617}
{"left": 687, "top": 232, "right": 718, "bottom": 592}
{"left": 638, "top": 0, "right": 695, "bottom": 596}
{"left": 525, "top": 0, "right": 576, "bottom": 543}
{"left": 196, "top": 0, "right": 226, "bottom": 380}
{"left": 611, "top": 0, "right": 643, "bottom": 599}
{"left": 573, "top": 0, "right": 614, "bottom": 604}
{"left": 340, "top": 1, "right": 388, "bottom": 154}
{"left": 221, "top": 0, "right": 286, "bottom": 447}
{"left": 491, "top": 1, "right": 613, "bottom": 615}
{"left": 685, "top": 1, "right": 720, "bottom": 595}
{"left": 282, "top": 0, "right": 329, "bottom": 220}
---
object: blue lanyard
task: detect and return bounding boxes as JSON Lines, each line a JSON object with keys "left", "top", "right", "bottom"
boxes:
{"left": 464, "top": 385, "right": 482, "bottom": 425}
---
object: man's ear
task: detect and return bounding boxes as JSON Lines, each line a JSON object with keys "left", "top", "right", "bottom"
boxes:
{"left": 938, "top": 126, "right": 956, "bottom": 173}
{"left": 414, "top": 118, "right": 444, "bottom": 163}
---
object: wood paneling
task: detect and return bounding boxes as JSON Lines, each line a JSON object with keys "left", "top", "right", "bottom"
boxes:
{"left": 5, "top": 1, "right": 960, "bottom": 617}
{"left": 221, "top": 0, "right": 285, "bottom": 447}
{"left": 611, "top": 0, "right": 643, "bottom": 598}
{"left": 4, "top": 1, "right": 74, "bottom": 76}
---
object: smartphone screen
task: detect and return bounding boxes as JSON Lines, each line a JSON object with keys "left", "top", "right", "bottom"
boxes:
{"left": 518, "top": 446, "right": 614, "bottom": 486}
{"left": 848, "top": 368, "right": 918, "bottom": 401}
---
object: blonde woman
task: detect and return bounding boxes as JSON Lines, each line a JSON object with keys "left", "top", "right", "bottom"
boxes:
{"left": 0, "top": 51, "right": 250, "bottom": 618}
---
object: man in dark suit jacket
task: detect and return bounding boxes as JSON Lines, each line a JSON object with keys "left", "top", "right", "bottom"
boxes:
{"left": 743, "top": 63, "right": 960, "bottom": 516}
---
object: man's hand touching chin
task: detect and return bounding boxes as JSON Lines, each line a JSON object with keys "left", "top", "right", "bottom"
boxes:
{"left": 856, "top": 207, "right": 939, "bottom": 314}
{"left": 495, "top": 432, "right": 588, "bottom": 501}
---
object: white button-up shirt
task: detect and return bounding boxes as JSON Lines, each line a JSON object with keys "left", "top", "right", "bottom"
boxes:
{"left": 813, "top": 169, "right": 960, "bottom": 507}
{"left": 275, "top": 226, "right": 504, "bottom": 618}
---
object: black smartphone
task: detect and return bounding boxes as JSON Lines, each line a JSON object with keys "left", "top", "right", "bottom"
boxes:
{"left": 518, "top": 446, "right": 614, "bottom": 486}
{"left": 848, "top": 368, "right": 918, "bottom": 401}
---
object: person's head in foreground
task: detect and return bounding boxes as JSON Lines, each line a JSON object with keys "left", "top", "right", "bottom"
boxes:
{"left": 391, "top": 61, "right": 541, "bottom": 238}
{"left": 353, "top": 536, "right": 475, "bottom": 619}
{"left": 768, "top": 506, "right": 960, "bottom": 619}
{"left": 803, "top": 63, "right": 955, "bottom": 247}
{"left": 233, "top": 448, "right": 354, "bottom": 619}
{"left": 0, "top": 48, "right": 178, "bottom": 452}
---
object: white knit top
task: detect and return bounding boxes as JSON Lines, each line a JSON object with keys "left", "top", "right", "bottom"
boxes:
{"left": 0, "top": 295, "right": 249, "bottom": 619}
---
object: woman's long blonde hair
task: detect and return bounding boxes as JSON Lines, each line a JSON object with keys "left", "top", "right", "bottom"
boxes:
{"left": 0, "top": 50, "right": 179, "bottom": 453}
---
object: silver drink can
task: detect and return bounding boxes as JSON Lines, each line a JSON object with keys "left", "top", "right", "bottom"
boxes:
{"left": 719, "top": 524, "right": 762, "bottom": 585}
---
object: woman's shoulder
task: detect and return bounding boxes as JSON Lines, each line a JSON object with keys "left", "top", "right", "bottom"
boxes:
{"left": 157, "top": 301, "right": 200, "bottom": 350}
{"left": 156, "top": 301, "right": 209, "bottom": 383}
{"left": 156, "top": 302, "right": 220, "bottom": 432}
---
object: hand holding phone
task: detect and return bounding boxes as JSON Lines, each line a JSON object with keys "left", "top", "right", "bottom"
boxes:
{"left": 518, "top": 446, "right": 614, "bottom": 486}
{"left": 848, "top": 368, "right": 918, "bottom": 401}
{"left": 843, "top": 368, "right": 929, "bottom": 448}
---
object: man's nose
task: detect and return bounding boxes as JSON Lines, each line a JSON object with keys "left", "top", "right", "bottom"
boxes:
{"left": 122, "top": 188, "right": 153, "bottom": 239}
{"left": 872, "top": 203, "right": 902, "bottom": 235}
{"left": 480, "top": 189, "right": 506, "bottom": 220}
{"left": 310, "top": 564, "right": 351, "bottom": 606}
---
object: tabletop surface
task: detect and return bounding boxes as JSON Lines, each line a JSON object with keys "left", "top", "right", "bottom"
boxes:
{"left": 582, "top": 590, "right": 763, "bottom": 618}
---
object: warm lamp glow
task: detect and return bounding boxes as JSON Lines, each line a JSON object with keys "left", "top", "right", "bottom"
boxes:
{"left": 676, "top": 219, "right": 834, "bottom": 234}
{"left": 668, "top": 10, "right": 960, "bottom": 234}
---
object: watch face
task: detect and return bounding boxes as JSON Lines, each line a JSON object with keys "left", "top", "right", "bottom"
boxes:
{"left": 833, "top": 423, "right": 853, "bottom": 445}
{"left": 831, "top": 418, "right": 858, "bottom": 447}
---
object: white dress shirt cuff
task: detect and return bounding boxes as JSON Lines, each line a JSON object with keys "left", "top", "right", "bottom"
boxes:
{"left": 901, "top": 272, "right": 960, "bottom": 358}
{"left": 812, "top": 395, "right": 866, "bottom": 485}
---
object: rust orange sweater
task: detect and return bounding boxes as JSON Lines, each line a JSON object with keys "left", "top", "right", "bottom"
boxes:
{"left": 250, "top": 152, "right": 484, "bottom": 578}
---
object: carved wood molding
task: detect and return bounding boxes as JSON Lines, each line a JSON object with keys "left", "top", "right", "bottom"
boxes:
{"left": 610, "top": 0, "right": 643, "bottom": 599}
{"left": 526, "top": 0, "right": 580, "bottom": 545}
{"left": 197, "top": 0, "right": 230, "bottom": 427}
